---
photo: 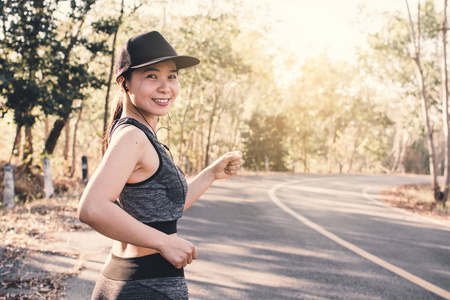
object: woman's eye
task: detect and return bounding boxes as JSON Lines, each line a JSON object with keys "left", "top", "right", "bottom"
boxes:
{"left": 169, "top": 75, "right": 177, "bottom": 79}
{"left": 147, "top": 74, "right": 157, "bottom": 79}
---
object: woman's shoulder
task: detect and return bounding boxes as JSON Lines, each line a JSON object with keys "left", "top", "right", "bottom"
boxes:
{"left": 108, "top": 124, "right": 151, "bottom": 154}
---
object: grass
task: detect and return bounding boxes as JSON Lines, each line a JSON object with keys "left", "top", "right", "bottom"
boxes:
{"left": 379, "top": 183, "right": 450, "bottom": 221}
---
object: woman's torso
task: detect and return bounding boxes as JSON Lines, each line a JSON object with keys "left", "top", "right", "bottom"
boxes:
{"left": 109, "top": 117, "right": 187, "bottom": 258}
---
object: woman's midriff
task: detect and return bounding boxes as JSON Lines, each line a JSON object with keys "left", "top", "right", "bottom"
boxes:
{"left": 111, "top": 233, "right": 177, "bottom": 258}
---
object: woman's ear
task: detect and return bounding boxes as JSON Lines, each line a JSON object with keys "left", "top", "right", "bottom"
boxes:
{"left": 117, "top": 76, "right": 128, "bottom": 92}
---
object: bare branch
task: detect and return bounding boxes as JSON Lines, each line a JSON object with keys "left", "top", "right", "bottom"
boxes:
{"left": 405, "top": 0, "right": 418, "bottom": 57}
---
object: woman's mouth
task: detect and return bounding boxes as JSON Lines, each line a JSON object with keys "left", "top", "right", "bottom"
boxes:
{"left": 153, "top": 98, "right": 170, "bottom": 106}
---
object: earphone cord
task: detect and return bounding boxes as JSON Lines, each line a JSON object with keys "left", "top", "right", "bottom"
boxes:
{"left": 133, "top": 105, "right": 174, "bottom": 161}
{"left": 156, "top": 113, "right": 173, "bottom": 135}
{"left": 156, "top": 113, "right": 174, "bottom": 160}
{"left": 133, "top": 105, "right": 157, "bottom": 136}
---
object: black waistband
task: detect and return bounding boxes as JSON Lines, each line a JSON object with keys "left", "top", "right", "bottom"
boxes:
{"left": 102, "top": 253, "right": 184, "bottom": 281}
{"left": 145, "top": 220, "right": 177, "bottom": 235}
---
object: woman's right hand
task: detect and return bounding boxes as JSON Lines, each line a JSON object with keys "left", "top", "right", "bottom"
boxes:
{"left": 158, "top": 235, "right": 198, "bottom": 269}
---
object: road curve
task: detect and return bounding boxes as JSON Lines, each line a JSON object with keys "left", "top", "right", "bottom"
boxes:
{"left": 180, "top": 174, "right": 450, "bottom": 300}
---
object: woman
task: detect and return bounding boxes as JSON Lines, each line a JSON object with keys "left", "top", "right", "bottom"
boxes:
{"left": 78, "top": 31, "right": 242, "bottom": 299}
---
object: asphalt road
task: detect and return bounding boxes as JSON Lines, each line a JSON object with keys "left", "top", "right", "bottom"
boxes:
{"left": 179, "top": 174, "right": 450, "bottom": 300}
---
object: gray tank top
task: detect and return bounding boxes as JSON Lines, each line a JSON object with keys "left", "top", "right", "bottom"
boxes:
{"left": 110, "top": 117, "right": 187, "bottom": 234}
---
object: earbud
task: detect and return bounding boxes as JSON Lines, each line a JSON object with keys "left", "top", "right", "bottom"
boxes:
{"left": 122, "top": 81, "right": 129, "bottom": 92}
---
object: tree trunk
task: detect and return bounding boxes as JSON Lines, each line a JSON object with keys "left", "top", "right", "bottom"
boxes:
{"left": 302, "top": 137, "right": 308, "bottom": 173}
{"left": 69, "top": 103, "right": 83, "bottom": 178}
{"left": 397, "top": 130, "right": 409, "bottom": 174}
{"left": 103, "top": 29, "right": 118, "bottom": 149}
{"left": 391, "top": 126, "right": 402, "bottom": 172}
{"left": 44, "top": 119, "right": 67, "bottom": 155}
{"left": 102, "top": 0, "right": 124, "bottom": 156}
{"left": 347, "top": 129, "right": 361, "bottom": 173}
{"left": 392, "top": 128, "right": 408, "bottom": 173}
{"left": 327, "top": 117, "right": 336, "bottom": 173}
{"left": 45, "top": 116, "right": 49, "bottom": 139}
{"left": 441, "top": 0, "right": 449, "bottom": 207}
{"left": 417, "top": 54, "right": 440, "bottom": 194}
{"left": 10, "top": 124, "right": 22, "bottom": 163}
{"left": 229, "top": 113, "right": 241, "bottom": 150}
{"left": 63, "top": 120, "right": 70, "bottom": 160}
{"left": 204, "top": 88, "right": 219, "bottom": 168}
{"left": 22, "top": 125, "right": 33, "bottom": 171}
{"left": 406, "top": 0, "right": 440, "bottom": 198}
{"left": 193, "top": 90, "right": 206, "bottom": 172}
{"left": 178, "top": 102, "right": 191, "bottom": 166}
{"left": 177, "top": 82, "right": 195, "bottom": 166}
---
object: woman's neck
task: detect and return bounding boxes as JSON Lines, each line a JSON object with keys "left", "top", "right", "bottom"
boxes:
{"left": 122, "top": 109, "right": 158, "bottom": 136}
{"left": 121, "top": 93, "right": 158, "bottom": 135}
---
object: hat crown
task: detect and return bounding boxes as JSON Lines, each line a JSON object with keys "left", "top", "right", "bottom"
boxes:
{"left": 128, "top": 31, "right": 178, "bottom": 66}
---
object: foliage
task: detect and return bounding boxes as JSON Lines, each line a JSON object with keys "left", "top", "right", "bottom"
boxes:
{"left": 2, "top": 0, "right": 449, "bottom": 187}
{"left": 242, "top": 111, "right": 288, "bottom": 172}
{"left": 0, "top": 0, "right": 59, "bottom": 127}
{"left": 404, "top": 138, "right": 430, "bottom": 173}
{"left": 41, "top": 0, "right": 112, "bottom": 155}
{"left": 0, "top": 0, "right": 115, "bottom": 160}
{"left": 360, "top": 1, "right": 444, "bottom": 175}
{"left": 156, "top": 12, "right": 253, "bottom": 170}
{"left": 283, "top": 54, "right": 393, "bottom": 173}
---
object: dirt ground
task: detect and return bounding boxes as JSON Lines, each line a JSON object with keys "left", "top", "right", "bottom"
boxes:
{"left": 0, "top": 182, "right": 449, "bottom": 299}
{"left": 0, "top": 194, "right": 90, "bottom": 300}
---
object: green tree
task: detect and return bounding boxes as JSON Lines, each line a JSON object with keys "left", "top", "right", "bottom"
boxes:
{"left": 0, "top": 0, "right": 59, "bottom": 169}
{"left": 161, "top": 13, "right": 251, "bottom": 170}
{"left": 242, "top": 111, "right": 288, "bottom": 172}
{"left": 42, "top": 0, "right": 108, "bottom": 155}
{"left": 365, "top": 0, "right": 449, "bottom": 206}
{"left": 360, "top": 10, "right": 428, "bottom": 174}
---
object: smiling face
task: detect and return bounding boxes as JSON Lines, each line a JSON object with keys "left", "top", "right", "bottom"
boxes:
{"left": 126, "top": 60, "right": 180, "bottom": 122}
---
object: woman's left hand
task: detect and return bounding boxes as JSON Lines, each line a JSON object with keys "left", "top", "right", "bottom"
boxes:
{"left": 209, "top": 151, "right": 242, "bottom": 180}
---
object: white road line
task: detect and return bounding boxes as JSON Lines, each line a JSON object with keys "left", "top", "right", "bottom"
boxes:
{"left": 269, "top": 180, "right": 450, "bottom": 300}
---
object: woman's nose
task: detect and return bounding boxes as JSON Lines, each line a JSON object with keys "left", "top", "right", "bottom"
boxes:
{"left": 158, "top": 80, "right": 170, "bottom": 93}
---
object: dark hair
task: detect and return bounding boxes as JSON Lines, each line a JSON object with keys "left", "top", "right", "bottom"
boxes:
{"left": 103, "top": 73, "right": 131, "bottom": 152}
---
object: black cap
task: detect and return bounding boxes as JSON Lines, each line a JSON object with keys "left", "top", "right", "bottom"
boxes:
{"left": 115, "top": 31, "right": 200, "bottom": 81}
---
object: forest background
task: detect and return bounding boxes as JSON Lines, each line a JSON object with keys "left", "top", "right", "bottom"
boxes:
{"left": 1, "top": 0, "right": 450, "bottom": 208}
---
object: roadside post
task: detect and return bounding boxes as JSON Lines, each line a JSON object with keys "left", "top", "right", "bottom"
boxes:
{"left": 82, "top": 155, "right": 88, "bottom": 184}
{"left": 185, "top": 156, "right": 190, "bottom": 174}
{"left": 42, "top": 157, "right": 54, "bottom": 199}
{"left": 3, "top": 163, "right": 15, "bottom": 209}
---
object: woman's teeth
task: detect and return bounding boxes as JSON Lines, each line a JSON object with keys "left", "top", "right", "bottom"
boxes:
{"left": 153, "top": 99, "right": 169, "bottom": 103}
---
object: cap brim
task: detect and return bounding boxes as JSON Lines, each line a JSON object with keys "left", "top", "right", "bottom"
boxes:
{"left": 131, "top": 55, "right": 200, "bottom": 70}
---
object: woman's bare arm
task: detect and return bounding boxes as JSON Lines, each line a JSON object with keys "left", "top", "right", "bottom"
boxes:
{"left": 184, "top": 151, "right": 242, "bottom": 211}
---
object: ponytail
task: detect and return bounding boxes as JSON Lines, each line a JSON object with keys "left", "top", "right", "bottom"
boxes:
{"left": 103, "top": 74, "right": 132, "bottom": 152}
{"left": 103, "top": 90, "right": 125, "bottom": 152}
